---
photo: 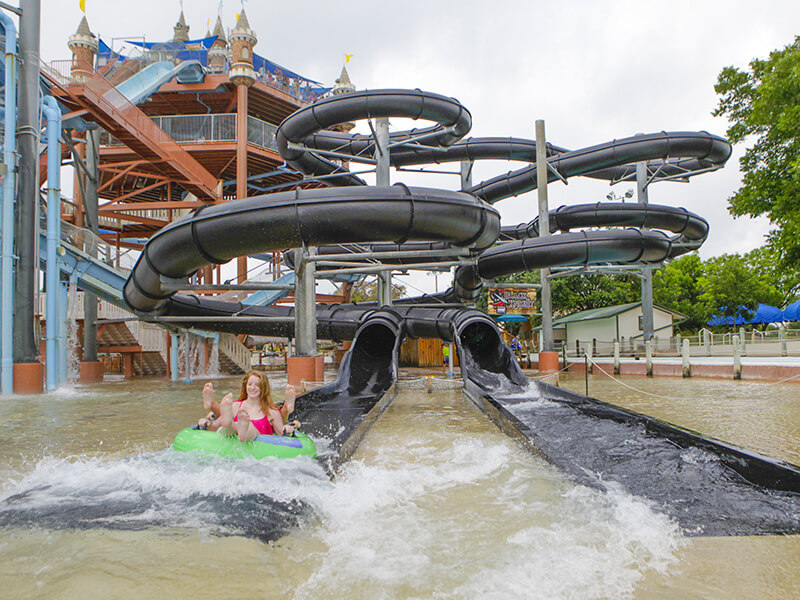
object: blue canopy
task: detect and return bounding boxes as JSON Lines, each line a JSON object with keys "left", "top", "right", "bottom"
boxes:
{"left": 783, "top": 300, "right": 800, "bottom": 322}
{"left": 252, "top": 52, "right": 321, "bottom": 85}
{"left": 707, "top": 303, "right": 784, "bottom": 326}
{"left": 126, "top": 36, "right": 218, "bottom": 51}
{"left": 495, "top": 314, "right": 529, "bottom": 323}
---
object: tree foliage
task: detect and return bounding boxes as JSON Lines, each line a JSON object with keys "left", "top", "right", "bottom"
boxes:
{"left": 652, "top": 254, "right": 707, "bottom": 330}
{"left": 551, "top": 273, "right": 640, "bottom": 316}
{"left": 652, "top": 252, "right": 783, "bottom": 331}
{"left": 349, "top": 277, "right": 407, "bottom": 303}
{"left": 714, "top": 36, "right": 800, "bottom": 265}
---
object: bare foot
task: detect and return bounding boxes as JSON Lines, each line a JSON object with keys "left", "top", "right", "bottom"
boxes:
{"left": 284, "top": 384, "right": 296, "bottom": 416}
{"left": 236, "top": 407, "right": 251, "bottom": 442}
{"left": 202, "top": 382, "right": 215, "bottom": 411}
{"left": 219, "top": 393, "right": 234, "bottom": 428}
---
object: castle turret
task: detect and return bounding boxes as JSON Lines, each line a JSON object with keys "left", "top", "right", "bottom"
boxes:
{"left": 68, "top": 16, "right": 98, "bottom": 77}
{"left": 228, "top": 9, "right": 257, "bottom": 87}
{"left": 172, "top": 10, "right": 190, "bottom": 43}
{"left": 207, "top": 15, "right": 228, "bottom": 74}
{"left": 332, "top": 64, "right": 356, "bottom": 95}
{"left": 330, "top": 64, "right": 356, "bottom": 133}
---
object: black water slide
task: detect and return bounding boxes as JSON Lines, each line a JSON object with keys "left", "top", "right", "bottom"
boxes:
{"left": 121, "top": 88, "right": 800, "bottom": 534}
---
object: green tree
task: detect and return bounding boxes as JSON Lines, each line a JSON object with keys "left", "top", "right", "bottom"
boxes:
{"left": 744, "top": 245, "right": 800, "bottom": 305}
{"left": 714, "top": 37, "right": 800, "bottom": 266}
{"left": 699, "top": 254, "right": 782, "bottom": 321}
{"left": 349, "top": 277, "right": 407, "bottom": 303}
{"left": 653, "top": 254, "right": 708, "bottom": 331}
{"left": 551, "top": 273, "right": 640, "bottom": 316}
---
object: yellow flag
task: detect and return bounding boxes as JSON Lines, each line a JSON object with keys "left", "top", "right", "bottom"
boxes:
{"left": 345, "top": 54, "right": 354, "bottom": 63}
{"left": 79, "top": 0, "right": 85, "bottom": 12}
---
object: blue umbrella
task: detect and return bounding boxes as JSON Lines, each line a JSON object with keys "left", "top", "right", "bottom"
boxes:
{"left": 494, "top": 314, "right": 528, "bottom": 323}
{"left": 707, "top": 304, "right": 784, "bottom": 326}
{"left": 783, "top": 300, "right": 800, "bottom": 322}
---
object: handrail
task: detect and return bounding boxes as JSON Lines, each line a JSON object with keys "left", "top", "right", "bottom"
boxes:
{"left": 43, "top": 58, "right": 220, "bottom": 201}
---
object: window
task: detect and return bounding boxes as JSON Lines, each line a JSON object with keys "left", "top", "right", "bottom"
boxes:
{"left": 638, "top": 315, "right": 643, "bottom": 331}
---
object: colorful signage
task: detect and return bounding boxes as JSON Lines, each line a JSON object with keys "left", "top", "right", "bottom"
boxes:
{"left": 487, "top": 288, "right": 537, "bottom": 315}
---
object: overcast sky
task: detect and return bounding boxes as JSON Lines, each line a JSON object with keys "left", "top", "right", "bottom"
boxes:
{"left": 36, "top": 0, "right": 800, "bottom": 295}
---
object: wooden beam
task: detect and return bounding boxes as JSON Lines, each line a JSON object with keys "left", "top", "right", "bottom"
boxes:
{"left": 100, "top": 180, "right": 167, "bottom": 204}
{"left": 99, "top": 345, "right": 143, "bottom": 353}
{"left": 63, "top": 108, "right": 90, "bottom": 120}
{"left": 99, "top": 158, "right": 168, "bottom": 169}
{"left": 217, "top": 152, "right": 237, "bottom": 179}
{"left": 98, "top": 235, "right": 143, "bottom": 250}
{"left": 100, "top": 167, "right": 173, "bottom": 181}
{"left": 100, "top": 200, "right": 207, "bottom": 212}
{"left": 98, "top": 212, "right": 168, "bottom": 228}
{"left": 98, "top": 161, "right": 142, "bottom": 192}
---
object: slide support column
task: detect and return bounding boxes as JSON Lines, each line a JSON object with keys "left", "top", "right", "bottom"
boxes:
{"left": 636, "top": 160, "right": 655, "bottom": 342}
{"left": 375, "top": 117, "right": 392, "bottom": 306}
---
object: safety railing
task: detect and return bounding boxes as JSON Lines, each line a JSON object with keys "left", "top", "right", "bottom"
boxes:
{"left": 44, "top": 58, "right": 220, "bottom": 199}
{"left": 565, "top": 329, "right": 800, "bottom": 360}
{"left": 98, "top": 113, "right": 278, "bottom": 151}
{"left": 219, "top": 332, "right": 251, "bottom": 372}
{"left": 60, "top": 221, "right": 139, "bottom": 274}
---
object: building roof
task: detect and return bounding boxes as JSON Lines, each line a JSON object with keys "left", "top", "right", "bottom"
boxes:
{"left": 233, "top": 9, "right": 252, "bottom": 34}
{"left": 76, "top": 16, "right": 94, "bottom": 37}
{"left": 551, "top": 302, "right": 687, "bottom": 327}
{"left": 212, "top": 15, "right": 226, "bottom": 44}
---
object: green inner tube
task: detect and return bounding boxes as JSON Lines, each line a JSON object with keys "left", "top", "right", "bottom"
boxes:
{"left": 172, "top": 427, "right": 317, "bottom": 460}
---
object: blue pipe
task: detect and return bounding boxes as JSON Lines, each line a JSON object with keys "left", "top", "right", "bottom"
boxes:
{"left": 0, "top": 11, "right": 16, "bottom": 394}
{"left": 42, "top": 96, "right": 62, "bottom": 391}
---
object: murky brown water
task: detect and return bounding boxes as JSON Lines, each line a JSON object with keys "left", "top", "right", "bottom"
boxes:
{"left": 0, "top": 372, "right": 798, "bottom": 599}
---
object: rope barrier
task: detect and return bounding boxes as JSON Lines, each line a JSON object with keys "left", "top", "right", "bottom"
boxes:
{"left": 587, "top": 357, "right": 699, "bottom": 401}
{"left": 530, "top": 362, "right": 572, "bottom": 379}
{"left": 766, "top": 370, "right": 800, "bottom": 385}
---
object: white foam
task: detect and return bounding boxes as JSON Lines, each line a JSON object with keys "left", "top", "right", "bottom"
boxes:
{"left": 292, "top": 432, "right": 681, "bottom": 600}
{"left": 0, "top": 450, "right": 330, "bottom": 522}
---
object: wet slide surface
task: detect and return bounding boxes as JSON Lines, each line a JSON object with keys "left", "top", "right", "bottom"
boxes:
{"left": 490, "top": 385, "right": 800, "bottom": 536}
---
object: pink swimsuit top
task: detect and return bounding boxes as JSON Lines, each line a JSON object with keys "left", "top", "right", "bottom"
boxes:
{"left": 233, "top": 401, "right": 274, "bottom": 435}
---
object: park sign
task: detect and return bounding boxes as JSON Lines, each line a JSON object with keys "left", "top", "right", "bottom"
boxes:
{"left": 487, "top": 288, "right": 537, "bottom": 315}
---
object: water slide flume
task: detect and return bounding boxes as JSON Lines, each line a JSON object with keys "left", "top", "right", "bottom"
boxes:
{"left": 119, "top": 88, "right": 800, "bottom": 534}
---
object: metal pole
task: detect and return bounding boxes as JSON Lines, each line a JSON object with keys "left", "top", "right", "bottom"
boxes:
{"left": 42, "top": 97, "right": 61, "bottom": 391}
{"left": 294, "top": 244, "right": 317, "bottom": 356}
{"left": 236, "top": 84, "right": 248, "bottom": 283}
{"left": 636, "top": 160, "right": 654, "bottom": 342}
{"left": 183, "top": 331, "right": 192, "bottom": 383}
{"left": 447, "top": 342, "right": 454, "bottom": 377}
{"left": 0, "top": 11, "right": 17, "bottom": 394}
{"left": 14, "top": 0, "right": 41, "bottom": 367}
{"left": 460, "top": 160, "right": 473, "bottom": 191}
{"left": 681, "top": 338, "right": 690, "bottom": 378}
{"left": 375, "top": 117, "right": 390, "bottom": 186}
{"left": 584, "top": 353, "right": 589, "bottom": 396}
{"left": 170, "top": 332, "right": 179, "bottom": 382}
{"left": 59, "top": 279, "right": 68, "bottom": 384}
{"left": 374, "top": 117, "right": 392, "bottom": 304}
{"left": 83, "top": 129, "right": 99, "bottom": 364}
{"left": 536, "top": 120, "right": 553, "bottom": 352}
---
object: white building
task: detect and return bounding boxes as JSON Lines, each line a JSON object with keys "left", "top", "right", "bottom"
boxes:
{"left": 545, "top": 302, "right": 686, "bottom": 351}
